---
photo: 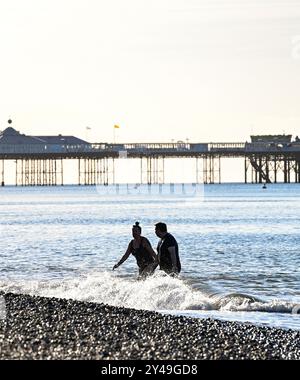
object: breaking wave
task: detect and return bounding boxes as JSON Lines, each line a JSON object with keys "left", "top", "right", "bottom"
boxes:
{"left": 0, "top": 271, "right": 298, "bottom": 314}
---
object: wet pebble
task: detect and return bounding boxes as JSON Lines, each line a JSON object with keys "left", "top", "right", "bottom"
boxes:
{"left": 0, "top": 292, "right": 299, "bottom": 360}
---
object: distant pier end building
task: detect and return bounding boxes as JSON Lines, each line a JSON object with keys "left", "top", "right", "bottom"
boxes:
{"left": 0, "top": 121, "right": 300, "bottom": 186}
{"left": 0, "top": 123, "right": 92, "bottom": 186}
{"left": 250, "top": 134, "right": 293, "bottom": 144}
{"left": 0, "top": 125, "right": 91, "bottom": 154}
{"left": 244, "top": 134, "right": 300, "bottom": 184}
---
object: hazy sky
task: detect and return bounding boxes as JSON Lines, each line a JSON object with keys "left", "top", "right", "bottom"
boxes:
{"left": 0, "top": 0, "right": 300, "bottom": 143}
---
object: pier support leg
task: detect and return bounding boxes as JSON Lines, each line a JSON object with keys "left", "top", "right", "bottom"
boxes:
{"left": 249, "top": 155, "right": 272, "bottom": 184}
{"left": 15, "top": 159, "right": 63, "bottom": 186}
{"left": 0, "top": 159, "right": 4, "bottom": 186}
{"left": 78, "top": 158, "right": 115, "bottom": 186}
{"left": 196, "top": 157, "right": 203, "bottom": 184}
{"left": 140, "top": 157, "right": 164, "bottom": 185}
{"left": 213, "top": 156, "right": 221, "bottom": 184}
{"left": 209, "top": 156, "right": 214, "bottom": 184}
{"left": 203, "top": 156, "right": 208, "bottom": 184}
{"left": 265, "top": 157, "right": 269, "bottom": 183}
{"left": 284, "top": 159, "right": 287, "bottom": 183}
{"left": 61, "top": 159, "right": 64, "bottom": 185}
{"left": 258, "top": 157, "right": 262, "bottom": 183}
{"left": 255, "top": 157, "right": 258, "bottom": 183}
{"left": 202, "top": 155, "right": 220, "bottom": 184}
{"left": 297, "top": 161, "right": 300, "bottom": 183}
{"left": 244, "top": 157, "right": 248, "bottom": 184}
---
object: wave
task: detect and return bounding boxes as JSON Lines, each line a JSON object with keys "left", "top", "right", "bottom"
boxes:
{"left": 0, "top": 271, "right": 298, "bottom": 314}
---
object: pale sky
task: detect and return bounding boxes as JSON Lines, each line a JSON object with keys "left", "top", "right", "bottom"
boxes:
{"left": 0, "top": 0, "right": 300, "bottom": 144}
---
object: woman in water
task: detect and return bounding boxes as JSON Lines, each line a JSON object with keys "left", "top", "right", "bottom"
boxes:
{"left": 113, "top": 222, "right": 158, "bottom": 278}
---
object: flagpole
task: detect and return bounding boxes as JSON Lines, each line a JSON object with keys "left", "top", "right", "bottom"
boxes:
{"left": 86, "top": 126, "right": 91, "bottom": 141}
{"left": 113, "top": 125, "right": 120, "bottom": 144}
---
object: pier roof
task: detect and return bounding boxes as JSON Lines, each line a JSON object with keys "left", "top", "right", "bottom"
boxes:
{"left": 34, "top": 135, "right": 90, "bottom": 145}
{"left": 250, "top": 135, "right": 292, "bottom": 143}
{"left": 0, "top": 127, "right": 89, "bottom": 146}
{"left": 0, "top": 127, "right": 44, "bottom": 145}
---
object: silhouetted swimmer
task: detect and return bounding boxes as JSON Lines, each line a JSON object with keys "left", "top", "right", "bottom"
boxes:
{"left": 155, "top": 222, "right": 181, "bottom": 276}
{"left": 113, "top": 222, "right": 158, "bottom": 278}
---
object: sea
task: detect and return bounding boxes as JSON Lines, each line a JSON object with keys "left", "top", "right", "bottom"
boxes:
{"left": 0, "top": 183, "right": 299, "bottom": 331}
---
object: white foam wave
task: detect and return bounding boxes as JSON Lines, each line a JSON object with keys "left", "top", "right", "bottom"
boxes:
{"left": 0, "top": 271, "right": 297, "bottom": 314}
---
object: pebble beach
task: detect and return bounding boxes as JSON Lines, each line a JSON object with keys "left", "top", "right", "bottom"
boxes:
{"left": 0, "top": 292, "right": 299, "bottom": 360}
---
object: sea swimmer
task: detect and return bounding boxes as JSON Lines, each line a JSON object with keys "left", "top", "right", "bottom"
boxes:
{"left": 113, "top": 222, "right": 158, "bottom": 278}
{"left": 155, "top": 222, "right": 181, "bottom": 276}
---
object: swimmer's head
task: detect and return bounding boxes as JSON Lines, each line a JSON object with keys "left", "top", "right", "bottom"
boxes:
{"left": 132, "top": 221, "right": 142, "bottom": 238}
{"left": 155, "top": 222, "right": 167, "bottom": 238}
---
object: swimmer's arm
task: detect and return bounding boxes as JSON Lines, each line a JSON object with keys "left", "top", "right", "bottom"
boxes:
{"left": 113, "top": 243, "right": 132, "bottom": 270}
{"left": 168, "top": 246, "right": 178, "bottom": 273}
{"left": 143, "top": 240, "right": 158, "bottom": 263}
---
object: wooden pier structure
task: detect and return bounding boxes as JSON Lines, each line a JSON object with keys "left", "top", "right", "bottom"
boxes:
{"left": 0, "top": 121, "right": 299, "bottom": 186}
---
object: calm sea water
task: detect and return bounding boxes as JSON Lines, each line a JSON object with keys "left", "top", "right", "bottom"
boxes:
{"left": 0, "top": 183, "right": 299, "bottom": 330}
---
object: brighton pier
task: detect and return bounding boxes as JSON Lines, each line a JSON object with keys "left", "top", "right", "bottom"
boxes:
{"left": 0, "top": 121, "right": 300, "bottom": 186}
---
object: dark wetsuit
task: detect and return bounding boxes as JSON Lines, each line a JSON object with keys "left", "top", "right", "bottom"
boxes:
{"left": 157, "top": 233, "right": 181, "bottom": 275}
{"left": 130, "top": 237, "right": 156, "bottom": 275}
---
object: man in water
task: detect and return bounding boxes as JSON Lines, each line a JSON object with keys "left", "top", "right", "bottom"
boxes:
{"left": 155, "top": 222, "right": 181, "bottom": 276}
{"left": 113, "top": 222, "right": 158, "bottom": 278}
